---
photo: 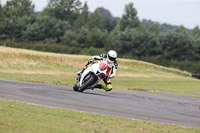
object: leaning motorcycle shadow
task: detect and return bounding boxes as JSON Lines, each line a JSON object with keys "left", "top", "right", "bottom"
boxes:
{"left": 81, "top": 90, "right": 119, "bottom": 98}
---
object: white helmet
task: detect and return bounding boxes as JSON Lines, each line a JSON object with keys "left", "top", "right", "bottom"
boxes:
{"left": 107, "top": 50, "right": 117, "bottom": 62}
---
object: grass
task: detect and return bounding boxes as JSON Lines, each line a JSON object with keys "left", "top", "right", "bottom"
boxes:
{"left": 0, "top": 99, "right": 200, "bottom": 133}
{"left": 1, "top": 46, "right": 200, "bottom": 132}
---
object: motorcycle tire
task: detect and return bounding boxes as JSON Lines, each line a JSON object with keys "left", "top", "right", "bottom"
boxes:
{"left": 78, "top": 75, "right": 97, "bottom": 92}
{"left": 73, "top": 81, "right": 79, "bottom": 92}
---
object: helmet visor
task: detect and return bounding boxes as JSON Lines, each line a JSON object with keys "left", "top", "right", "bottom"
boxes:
{"left": 108, "top": 54, "right": 116, "bottom": 61}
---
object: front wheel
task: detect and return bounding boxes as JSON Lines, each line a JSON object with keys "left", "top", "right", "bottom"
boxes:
{"left": 73, "top": 82, "right": 79, "bottom": 92}
{"left": 78, "top": 75, "right": 97, "bottom": 92}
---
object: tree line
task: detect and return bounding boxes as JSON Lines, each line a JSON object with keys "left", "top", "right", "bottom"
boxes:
{"left": 0, "top": 0, "right": 200, "bottom": 73}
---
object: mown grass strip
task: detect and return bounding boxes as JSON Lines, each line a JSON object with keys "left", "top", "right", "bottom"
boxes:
{"left": 0, "top": 99, "right": 199, "bottom": 133}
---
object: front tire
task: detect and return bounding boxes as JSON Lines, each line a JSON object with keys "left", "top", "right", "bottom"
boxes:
{"left": 73, "top": 82, "right": 79, "bottom": 92}
{"left": 78, "top": 75, "right": 97, "bottom": 92}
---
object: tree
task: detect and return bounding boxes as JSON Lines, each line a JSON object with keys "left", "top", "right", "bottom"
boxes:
{"left": 42, "top": 0, "right": 81, "bottom": 24}
{"left": 0, "top": 15, "right": 36, "bottom": 40}
{"left": 95, "top": 7, "right": 118, "bottom": 32}
{"left": 86, "top": 28, "right": 106, "bottom": 48}
{"left": 102, "top": 17, "right": 118, "bottom": 33}
{"left": 88, "top": 9, "right": 104, "bottom": 30}
{"left": 3, "top": 0, "right": 35, "bottom": 17}
{"left": 119, "top": 2, "right": 141, "bottom": 31}
{"left": 192, "top": 26, "right": 200, "bottom": 60}
{"left": 77, "top": 27, "right": 89, "bottom": 47}
{"left": 110, "top": 29, "right": 161, "bottom": 58}
{"left": 106, "top": 25, "right": 121, "bottom": 50}
{"left": 0, "top": 1, "right": 5, "bottom": 21}
{"left": 61, "top": 30, "right": 78, "bottom": 46}
{"left": 73, "top": 2, "right": 89, "bottom": 29}
{"left": 96, "top": 7, "right": 112, "bottom": 17}
{"left": 192, "top": 26, "right": 200, "bottom": 39}
{"left": 24, "top": 16, "right": 71, "bottom": 41}
{"left": 160, "top": 26, "right": 193, "bottom": 60}
{"left": 148, "top": 23, "right": 160, "bottom": 37}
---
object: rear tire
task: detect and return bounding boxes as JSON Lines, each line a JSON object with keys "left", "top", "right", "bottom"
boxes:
{"left": 78, "top": 75, "right": 97, "bottom": 92}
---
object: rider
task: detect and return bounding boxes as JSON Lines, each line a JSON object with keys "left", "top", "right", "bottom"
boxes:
{"left": 77, "top": 50, "right": 118, "bottom": 91}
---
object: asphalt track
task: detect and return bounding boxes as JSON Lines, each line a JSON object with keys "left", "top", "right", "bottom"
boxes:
{"left": 0, "top": 80, "right": 200, "bottom": 128}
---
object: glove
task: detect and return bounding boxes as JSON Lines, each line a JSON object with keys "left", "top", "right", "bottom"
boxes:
{"left": 89, "top": 59, "right": 94, "bottom": 64}
{"left": 100, "top": 53, "right": 106, "bottom": 58}
{"left": 85, "top": 59, "right": 94, "bottom": 66}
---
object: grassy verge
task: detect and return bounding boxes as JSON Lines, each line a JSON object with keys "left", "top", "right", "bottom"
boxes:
{"left": 0, "top": 99, "right": 199, "bottom": 133}
{"left": 0, "top": 46, "right": 200, "bottom": 95}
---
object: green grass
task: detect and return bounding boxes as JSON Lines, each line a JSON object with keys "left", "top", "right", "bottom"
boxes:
{"left": 113, "top": 77, "right": 200, "bottom": 94}
{"left": 0, "top": 99, "right": 199, "bottom": 133}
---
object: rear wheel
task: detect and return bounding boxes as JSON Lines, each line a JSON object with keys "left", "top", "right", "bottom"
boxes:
{"left": 78, "top": 75, "right": 97, "bottom": 92}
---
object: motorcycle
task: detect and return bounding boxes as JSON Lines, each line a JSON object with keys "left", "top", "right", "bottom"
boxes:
{"left": 73, "top": 60, "right": 108, "bottom": 92}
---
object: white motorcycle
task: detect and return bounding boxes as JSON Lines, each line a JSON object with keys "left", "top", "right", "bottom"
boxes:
{"left": 73, "top": 60, "right": 108, "bottom": 92}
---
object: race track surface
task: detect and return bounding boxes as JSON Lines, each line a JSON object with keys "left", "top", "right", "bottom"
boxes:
{"left": 0, "top": 80, "right": 200, "bottom": 128}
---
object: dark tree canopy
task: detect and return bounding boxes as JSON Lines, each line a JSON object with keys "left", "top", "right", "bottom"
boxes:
{"left": 42, "top": 0, "right": 81, "bottom": 24}
{"left": 96, "top": 7, "right": 113, "bottom": 17}
{"left": 119, "top": 2, "right": 140, "bottom": 31}
{"left": 3, "top": 0, "right": 35, "bottom": 17}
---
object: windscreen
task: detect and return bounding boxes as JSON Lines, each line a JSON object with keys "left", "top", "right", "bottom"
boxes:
{"left": 99, "top": 61, "right": 108, "bottom": 71}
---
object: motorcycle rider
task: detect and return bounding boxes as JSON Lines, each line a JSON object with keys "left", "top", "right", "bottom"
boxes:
{"left": 77, "top": 50, "right": 118, "bottom": 91}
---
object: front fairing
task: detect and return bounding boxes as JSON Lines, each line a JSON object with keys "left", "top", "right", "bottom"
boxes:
{"left": 91, "top": 61, "right": 107, "bottom": 76}
{"left": 79, "top": 61, "right": 108, "bottom": 88}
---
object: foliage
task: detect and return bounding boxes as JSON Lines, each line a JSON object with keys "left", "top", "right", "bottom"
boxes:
{"left": 24, "top": 15, "right": 71, "bottom": 42}
{"left": 96, "top": 7, "right": 118, "bottom": 33}
{"left": 88, "top": 9, "right": 104, "bottom": 30}
{"left": 0, "top": 1, "right": 200, "bottom": 73}
{"left": 142, "top": 19, "right": 192, "bottom": 34}
{"left": 3, "top": 0, "right": 34, "bottom": 17}
{"left": 192, "top": 26, "right": 200, "bottom": 60}
{"left": 61, "top": 30, "right": 78, "bottom": 46}
{"left": 0, "top": 15, "right": 36, "bottom": 40}
{"left": 148, "top": 23, "right": 160, "bottom": 37}
{"left": 110, "top": 29, "right": 161, "bottom": 58}
{"left": 86, "top": 28, "right": 107, "bottom": 48}
{"left": 73, "top": 2, "right": 89, "bottom": 29}
{"left": 160, "top": 26, "right": 193, "bottom": 60}
{"left": 96, "top": 7, "right": 112, "bottom": 17}
{"left": 119, "top": 2, "right": 141, "bottom": 31}
{"left": 0, "top": 1, "right": 5, "bottom": 21}
{"left": 42, "top": 0, "right": 81, "bottom": 25}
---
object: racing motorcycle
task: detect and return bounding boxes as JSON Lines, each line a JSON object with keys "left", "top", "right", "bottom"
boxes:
{"left": 73, "top": 60, "right": 108, "bottom": 92}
